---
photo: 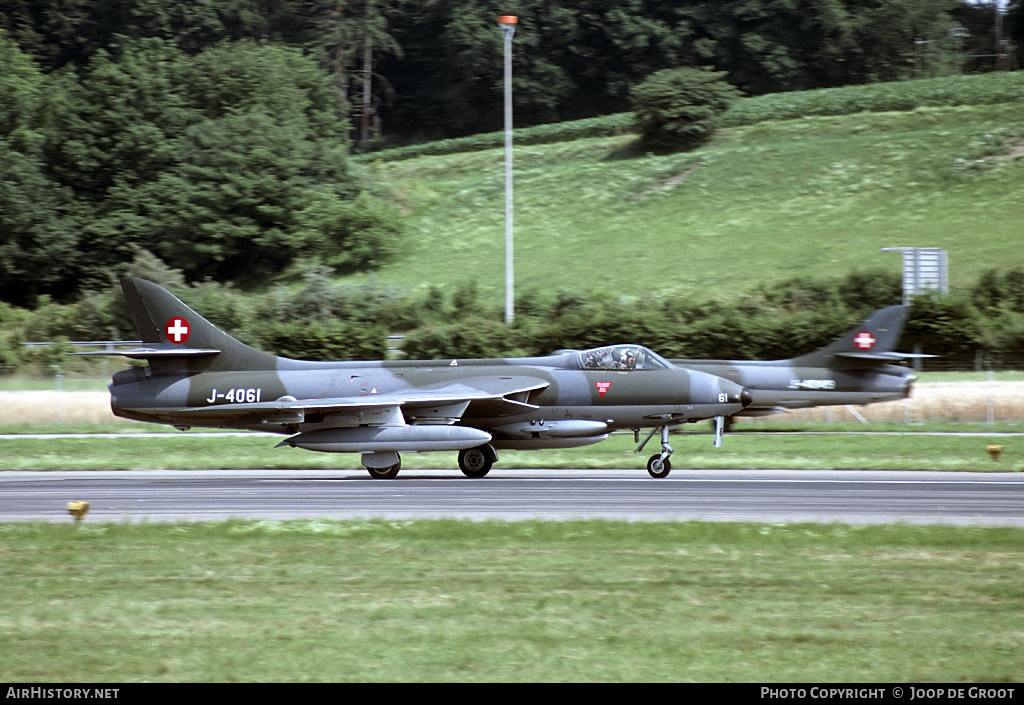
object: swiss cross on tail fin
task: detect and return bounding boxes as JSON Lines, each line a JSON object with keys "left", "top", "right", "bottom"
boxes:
{"left": 852, "top": 331, "right": 876, "bottom": 350}
{"left": 165, "top": 318, "right": 191, "bottom": 344}
{"left": 833, "top": 306, "right": 923, "bottom": 362}
{"left": 96, "top": 279, "right": 282, "bottom": 371}
{"left": 789, "top": 305, "right": 926, "bottom": 366}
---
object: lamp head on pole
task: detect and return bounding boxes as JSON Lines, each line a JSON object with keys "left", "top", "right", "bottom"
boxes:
{"left": 498, "top": 15, "right": 517, "bottom": 41}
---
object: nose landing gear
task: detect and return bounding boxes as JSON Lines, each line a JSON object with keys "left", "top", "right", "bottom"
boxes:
{"left": 638, "top": 425, "right": 674, "bottom": 478}
{"left": 646, "top": 453, "right": 671, "bottom": 478}
{"left": 637, "top": 416, "right": 727, "bottom": 478}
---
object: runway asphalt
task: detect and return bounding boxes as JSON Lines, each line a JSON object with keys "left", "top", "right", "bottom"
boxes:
{"left": 3, "top": 468, "right": 1022, "bottom": 526}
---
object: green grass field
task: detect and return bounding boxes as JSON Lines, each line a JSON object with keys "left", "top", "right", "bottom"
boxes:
{"left": 357, "top": 101, "right": 1024, "bottom": 307}
{"left": 1, "top": 520, "right": 1022, "bottom": 682}
{"left": 1, "top": 427, "right": 1021, "bottom": 472}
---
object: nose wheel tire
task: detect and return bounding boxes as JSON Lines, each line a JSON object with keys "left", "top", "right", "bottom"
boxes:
{"left": 647, "top": 455, "right": 671, "bottom": 479}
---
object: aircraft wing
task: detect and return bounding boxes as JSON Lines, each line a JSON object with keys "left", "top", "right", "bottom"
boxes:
{"left": 139, "top": 377, "right": 547, "bottom": 429}
{"left": 398, "top": 375, "right": 546, "bottom": 404}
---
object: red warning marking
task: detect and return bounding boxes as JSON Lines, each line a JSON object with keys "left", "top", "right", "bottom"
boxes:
{"left": 853, "top": 331, "right": 876, "bottom": 350}
{"left": 595, "top": 381, "right": 612, "bottom": 397}
{"left": 165, "top": 317, "right": 190, "bottom": 344}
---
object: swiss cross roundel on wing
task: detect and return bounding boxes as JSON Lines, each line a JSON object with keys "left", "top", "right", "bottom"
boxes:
{"left": 165, "top": 317, "right": 191, "bottom": 344}
{"left": 853, "top": 331, "right": 876, "bottom": 350}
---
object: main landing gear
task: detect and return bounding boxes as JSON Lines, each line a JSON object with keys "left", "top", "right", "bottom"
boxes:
{"left": 458, "top": 444, "right": 496, "bottom": 478}
{"left": 366, "top": 450, "right": 401, "bottom": 479}
{"left": 362, "top": 445, "right": 498, "bottom": 479}
{"left": 363, "top": 451, "right": 402, "bottom": 479}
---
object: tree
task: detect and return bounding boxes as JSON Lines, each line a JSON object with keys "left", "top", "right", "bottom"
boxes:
{"left": 631, "top": 66, "right": 741, "bottom": 151}
{"left": 2, "top": 0, "right": 984, "bottom": 143}
{"left": 316, "top": 0, "right": 403, "bottom": 144}
{"left": 0, "top": 29, "right": 78, "bottom": 304}
{"left": 34, "top": 38, "right": 389, "bottom": 291}
{"left": 843, "top": 0, "right": 958, "bottom": 82}
{"left": 0, "top": 0, "right": 325, "bottom": 69}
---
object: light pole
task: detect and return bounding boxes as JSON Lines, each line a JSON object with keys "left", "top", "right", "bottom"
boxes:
{"left": 498, "top": 15, "right": 517, "bottom": 325}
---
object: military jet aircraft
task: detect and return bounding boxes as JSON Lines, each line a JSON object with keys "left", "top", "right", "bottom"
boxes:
{"left": 672, "top": 305, "right": 919, "bottom": 419}
{"left": 92, "top": 279, "right": 752, "bottom": 478}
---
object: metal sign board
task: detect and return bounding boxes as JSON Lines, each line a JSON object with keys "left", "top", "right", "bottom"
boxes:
{"left": 881, "top": 248, "right": 948, "bottom": 305}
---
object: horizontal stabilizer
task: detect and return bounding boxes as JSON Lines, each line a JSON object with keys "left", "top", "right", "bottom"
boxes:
{"left": 76, "top": 344, "right": 220, "bottom": 359}
{"left": 835, "top": 351, "right": 936, "bottom": 361}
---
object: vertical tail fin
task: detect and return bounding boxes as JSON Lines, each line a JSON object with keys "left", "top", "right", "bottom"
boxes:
{"left": 791, "top": 305, "right": 909, "bottom": 366}
{"left": 120, "top": 278, "right": 279, "bottom": 372}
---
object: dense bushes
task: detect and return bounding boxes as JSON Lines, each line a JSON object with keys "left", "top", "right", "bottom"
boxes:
{"left": 718, "top": 72, "right": 1024, "bottom": 128}
{"left": 9, "top": 267, "right": 1024, "bottom": 375}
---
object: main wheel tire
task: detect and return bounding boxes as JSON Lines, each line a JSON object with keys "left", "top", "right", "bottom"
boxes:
{"left": 458, "top": 446, "right": 493, "bottom": 478}
{"left": 647, "top": 455, "right": 671, "bottom": 479}
{"left": 366, "top": 460, "right": 401, "bottom": 479}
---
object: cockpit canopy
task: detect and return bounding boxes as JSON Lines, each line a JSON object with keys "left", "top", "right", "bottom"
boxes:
{"left": 577, "top": 345, "right": 670, "bottom": 371}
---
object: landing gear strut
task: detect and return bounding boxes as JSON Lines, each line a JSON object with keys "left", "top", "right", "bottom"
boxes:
{"left": 636, "top": 416, "right": 729, "bottom": 478}
{"left": 638, "top": 426, "right": 674, "bottom": 478}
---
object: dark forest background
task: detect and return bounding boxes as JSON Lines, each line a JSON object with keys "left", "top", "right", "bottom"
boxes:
{"left": 1, "top": 1, "right": 1022, "bottom": 369}
{"left": 4, "top": 1, "right": 1021, "bottom": 141}
{"left": 2, "top": 1, "right": 1021, "bottom": 303}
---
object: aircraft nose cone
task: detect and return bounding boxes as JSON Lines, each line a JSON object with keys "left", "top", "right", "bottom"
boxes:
{"left": 740, "top": 387, "right": 753, "bottom": 408}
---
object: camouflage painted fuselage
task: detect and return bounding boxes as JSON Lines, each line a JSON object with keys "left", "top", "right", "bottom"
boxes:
{"left": 104, "top": 280, "right": 748, "bottom": 460}
{"left": 675, "top": 358, "right": 913, "bottom": 416}
{"left": 672, "top": 304, "right": 917, "bottom": 416}
{"left": 111, "top": 350, "right": 748, "bottom": 449}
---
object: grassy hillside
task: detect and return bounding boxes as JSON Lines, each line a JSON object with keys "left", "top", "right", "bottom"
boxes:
{"left": 357, "top": 99, "right": 1024, "bottom": 309}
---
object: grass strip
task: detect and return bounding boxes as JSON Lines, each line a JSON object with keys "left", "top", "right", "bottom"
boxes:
{"left": 1, "top": 428, "right": 1021, "bottom": 472}
{"left": 1, "top": 519, "right": 1021, "bottom": 682}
